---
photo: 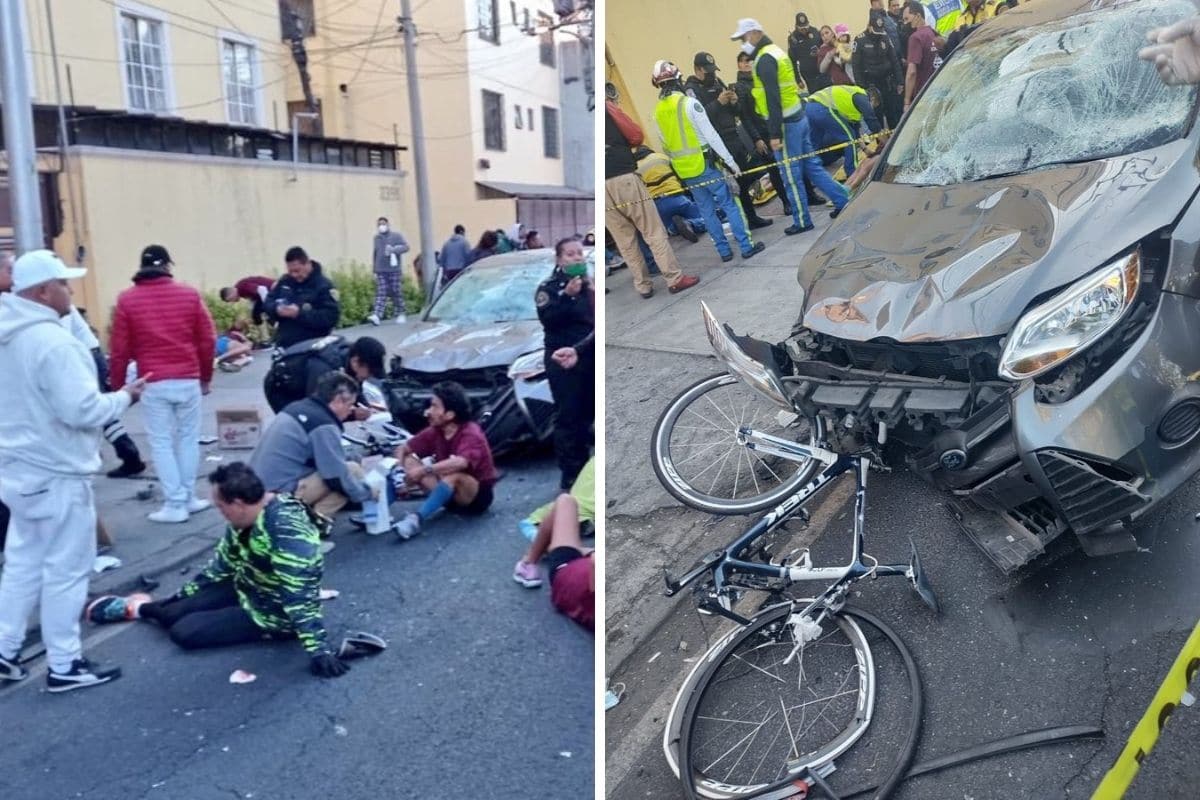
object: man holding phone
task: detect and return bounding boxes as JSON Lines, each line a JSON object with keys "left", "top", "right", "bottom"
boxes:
{"left": 0, "top": 250, "right": 148, "bottom": 692}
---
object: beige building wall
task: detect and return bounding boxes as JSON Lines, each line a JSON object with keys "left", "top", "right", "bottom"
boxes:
{"left": 286, "top": 0, "right": 520, "bottom": 248}
{"left": 23, "top": 0, "right": 291, "bottom": 127}
{"left": 64, "top": 147, "right": 409, "bottom": 338}
{"left": 606, "top": 1, "right": 870, "bottom": 138}
{"left": 465, "top": 0, "right": 565, "bottom": 187}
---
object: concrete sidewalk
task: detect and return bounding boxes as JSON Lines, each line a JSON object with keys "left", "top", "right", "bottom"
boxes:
{"left": 604, "top": 195, "right": 837, "bottom": 671}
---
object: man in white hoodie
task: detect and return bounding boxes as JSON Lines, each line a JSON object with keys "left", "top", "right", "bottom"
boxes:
{"left": 0, "top": 250, "right": 148, "bottom": 693}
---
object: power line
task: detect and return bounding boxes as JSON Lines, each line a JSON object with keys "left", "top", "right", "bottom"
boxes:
{"left": 344, "top": 0, "right": 391, "bottom": 87}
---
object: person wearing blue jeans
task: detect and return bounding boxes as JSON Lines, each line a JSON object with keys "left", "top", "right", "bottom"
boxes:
{"left": 653, "top": 194, "right": 706, "bottom": 237}
{"left": 776, "top": 113, "right": 850, "bottom": 232}
{"left": 733, "top": 18, "right": 849, "bottom": 235}
{"left": 651, "top": 60, "right": 765, "bottom": 264}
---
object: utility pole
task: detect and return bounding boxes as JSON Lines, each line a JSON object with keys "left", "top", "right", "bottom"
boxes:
{"left": 399, "top": 0, "right": 438, "bottom": 299}
{"left": 0, "top": 0, "right": 44, "bottom": 252}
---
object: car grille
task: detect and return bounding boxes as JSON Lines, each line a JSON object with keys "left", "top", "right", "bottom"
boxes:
{"left": 390, "top": 367, "right": 510, "bottom": 394}
{"left": 1036, "top": 450, "right": 1150, "bottom": 534}
{"left": 812, "top": 334, "right": 1003, "bottom": 383}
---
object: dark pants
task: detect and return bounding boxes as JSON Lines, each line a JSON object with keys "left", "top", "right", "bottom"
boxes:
{"left": 735, "top": 146, "right": 791, "bottom": 218}
{"left": 546, "top": 355, "right": 595, "bottom": 491}
{"left": 373, "top": 271, "right": 405, "bottom": 318}
{"left": 140, "top": 582, "right": 279, "bottom": 651}
{"left": 0, "top": 499, "right": 9, "bottom": 553}
{"left": 861, "top": 73, "right": 903, "bottom": 131}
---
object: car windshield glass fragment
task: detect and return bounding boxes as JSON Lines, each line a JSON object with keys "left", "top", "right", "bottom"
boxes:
{"left": 883, "top": 0, "right": 1199, "bottom": 186}
{"left": 427, "top": 260, "right": 552, "bottom": 323}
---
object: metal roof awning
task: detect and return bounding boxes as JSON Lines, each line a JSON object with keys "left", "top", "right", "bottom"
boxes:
{"left": 476, "top": 180, "right": 592, "bottom": 200}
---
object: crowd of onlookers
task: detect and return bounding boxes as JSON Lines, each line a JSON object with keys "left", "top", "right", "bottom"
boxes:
{"left": 0, "top": 216, "right": 594, "bottom": 694}
{"left": 603, "top": 1, "right": 1027, "bottom": 294}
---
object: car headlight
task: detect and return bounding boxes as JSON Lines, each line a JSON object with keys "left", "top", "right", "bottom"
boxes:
{"left": 999, "top": 251, "right": 1140, "bottom": 381}
{"left": 701, "top": 301, "right": 793, "bottom": 410}
{"left": 508, "top": 350, "right": 545, "bottom": 381}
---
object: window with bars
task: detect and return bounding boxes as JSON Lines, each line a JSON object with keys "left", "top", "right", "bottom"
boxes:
{"left": 538, "top": 13, "right": 555, "bottom": 67}
{"left": 120, "top": 12, "right": 169, "bottom": 112}
{"left": 541, "top": 106, "right": 559, "bottom": 158}
{"left": 477, "top": 0, "right": 499, "bottom": 43}
{"left": 484, "top": 90, "right": 505, "bottom": 150}
{"left": 222, "top": 40, "right": 257, "bottom": 125}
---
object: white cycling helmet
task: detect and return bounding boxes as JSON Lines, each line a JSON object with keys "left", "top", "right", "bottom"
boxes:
{"left": 651, "top": 60, "right": 682, "bottom": 87}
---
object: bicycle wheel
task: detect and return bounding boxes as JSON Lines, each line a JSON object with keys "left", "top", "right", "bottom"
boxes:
{"left": 676, "top": 603, "right": 875, "bottom": 799}
{"left": 651, "top": 373, "right": 826, "bottom": 515}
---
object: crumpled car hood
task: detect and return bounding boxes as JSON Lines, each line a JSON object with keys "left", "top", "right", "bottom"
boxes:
{"left": 393, "top": 320, "right": 544, "bottom": 373}
{"left": 797, "top": 139, "right": 1200, "bottom": 342}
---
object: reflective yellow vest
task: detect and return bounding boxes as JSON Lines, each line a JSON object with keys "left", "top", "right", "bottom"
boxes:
{"left": 752, "top": 43, "right": 803, "bottom": 120}
{"left": 927, "top": 0, "right": 964, "bottom": 36}
{"left": 636, "top": 150, "right": 684, "bottom": 198}
{"left": 654, "top": 92, "right": 706, "bottom": 180}
{"left": 809, "top": 86, "right": 868, "bottom": 124}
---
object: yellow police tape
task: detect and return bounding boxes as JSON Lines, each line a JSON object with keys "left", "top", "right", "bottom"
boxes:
{"left": 1092, "top": 619, "right": 1200, "bottom": 799}
{"left": 604, "top": 129, "right": 892, "bottom": 213}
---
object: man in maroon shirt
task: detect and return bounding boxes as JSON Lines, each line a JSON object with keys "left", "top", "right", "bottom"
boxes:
{"left": 903, "top": 0, "right": 940, "bottom": 112}
{"left": 391, "top": 382, "right": 497, "bottom": 540}
{"left": 220, "top": 276, "right": 276, "bottom": 327}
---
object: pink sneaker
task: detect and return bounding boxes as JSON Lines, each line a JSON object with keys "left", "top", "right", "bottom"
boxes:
{"left": 512, "top": 560, "right": 542, "bottom": 589}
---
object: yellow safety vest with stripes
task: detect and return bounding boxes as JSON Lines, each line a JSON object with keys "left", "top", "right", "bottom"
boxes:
{"left": 751, "top": 43, "right": 803, "bottom": 121}
{"left": 654, "top": 92, "right": 706, "bottom": 180}
{"left": 809, "top": 86, "right": 868, "bottom": 124}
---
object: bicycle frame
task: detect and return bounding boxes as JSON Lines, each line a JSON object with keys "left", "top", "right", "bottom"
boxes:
{"left": 664, "top": 427, "right": 937, "bottom": 625}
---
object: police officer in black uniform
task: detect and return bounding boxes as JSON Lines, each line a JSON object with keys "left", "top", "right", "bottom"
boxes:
{"left": 265, "top": 246, "right": 341, "bottom": 348}
{"left": 536, "top": 238, "right": 595, "bottom": 491}
{"left": 787, "top": 12, "right": 828, "bottom": 92}
{"left": 684, "top": 51, "right": 792, "bottom": 229}
{"left": 853, "top": 10, "right": 905, "bottom": 130}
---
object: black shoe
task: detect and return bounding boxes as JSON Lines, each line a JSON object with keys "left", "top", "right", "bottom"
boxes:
{"left": 46, "top": 659, "right": 121, "bottom": 693}
{"left": 830, "top": 206, "right": 844, "bottom": 219}
{"left": 741, "top": 242, "right": 766, "bottom": 260}
{"left": 0, "top": 651, "right": 27, "bottom": 682}
{"left": 721, "top": 253, "right": 734, "bottom": 263}
{"left": 749, "top": 217, "right": 773, "bottom": 230}
{"left": 673, "top": 215, "right": 699, "bottom": 243}
{"left": 785, "top": 224, "right": 815, "bottom": 236}
{"left": 807, "top": 195, "right": 828, "bottom": 207}
{"left": 639, "top": 289, "right": 654, "bottom": 299}
{"left": 107, "top": 459, "right": 146, "bottom": 479}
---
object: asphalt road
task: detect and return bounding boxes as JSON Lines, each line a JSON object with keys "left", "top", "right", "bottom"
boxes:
{"left": 604, "top": 304, "right": 1200, "bottom": 800}
{"left": 0, "top": 458, "right": 594, "bottom": 800}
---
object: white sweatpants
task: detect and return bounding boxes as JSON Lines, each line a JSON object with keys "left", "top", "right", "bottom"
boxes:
{"left": 0, "top": 475, "right": 96, "bottom": 673}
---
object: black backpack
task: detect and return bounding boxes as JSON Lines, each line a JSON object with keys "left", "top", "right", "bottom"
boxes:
{"left": 264, "top": 336, "right": 349, "bottom": 413}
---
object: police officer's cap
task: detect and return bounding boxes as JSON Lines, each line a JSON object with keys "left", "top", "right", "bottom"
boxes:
{"left": 694, "top": 52, "right": 720, "bottom": 73}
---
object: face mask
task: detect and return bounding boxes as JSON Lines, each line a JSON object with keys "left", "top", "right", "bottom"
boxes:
{"left": 564, "top": 262, "right": 588, "bottom": 278}
{"left": 741, "top": 41, "right": 756, "bottom": 56}
{"left": 702, "top": 73, "right": 716, "bottom": 86}
{"left": 378, "top": 224, "right": 388, "bottom": 234}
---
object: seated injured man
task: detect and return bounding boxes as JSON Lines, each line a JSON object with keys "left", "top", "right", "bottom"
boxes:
{"left": 391, "top": 381, "right": 498, "bottom": 540}
{"left": 249, "top": 372, "right": 376, "bottom": 519}
{"left": 85, "top": 463, "right": 384, "bottom": 677}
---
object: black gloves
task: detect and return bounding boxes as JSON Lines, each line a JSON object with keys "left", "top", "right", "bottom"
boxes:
{"left": 310, "top": 652, "right": 351, "bottom": 678}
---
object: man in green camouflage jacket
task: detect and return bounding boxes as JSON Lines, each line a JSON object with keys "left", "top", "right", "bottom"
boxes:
{"left": 89, "top": 462, "right": 360, "bottom": 677}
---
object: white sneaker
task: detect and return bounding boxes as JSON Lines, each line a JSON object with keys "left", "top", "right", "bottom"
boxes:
{"left": 393, "top": 513, "right": 422, "bottom": 541}
{"left": 187, "top": 497, "right": 212, "bottom": 514}
{"left": 148, "top": 506, "right": 188, "bottom": 524}
{"left": 367, "top": 313, "right": 381, "bottom": 326}
{"left": 394, "top": 314, "right": 408, "bottom": 325}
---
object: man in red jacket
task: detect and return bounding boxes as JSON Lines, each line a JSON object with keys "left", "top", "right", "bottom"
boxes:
{"left": 109, "top": 245, "right": 218, "bottom": 524}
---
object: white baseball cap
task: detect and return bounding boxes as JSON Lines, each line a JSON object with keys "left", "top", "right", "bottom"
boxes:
{"left": 730, "top": 18, "right": 764, "bottom": 40}
{"left": 11, "top": 249, "right": 86, "bottom": 293}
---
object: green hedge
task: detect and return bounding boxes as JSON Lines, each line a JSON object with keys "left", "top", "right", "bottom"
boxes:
{"left": 202, "top": 262, "right": 425, "bottom": 334}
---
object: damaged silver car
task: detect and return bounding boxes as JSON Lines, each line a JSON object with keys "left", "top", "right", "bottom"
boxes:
{"left": 652, "top": 0, "right": 1200, "bottom": 572}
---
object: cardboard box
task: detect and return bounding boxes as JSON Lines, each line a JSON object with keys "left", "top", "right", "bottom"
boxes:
{"left": 216, "top": 408, "right": 262, "bottom": 450}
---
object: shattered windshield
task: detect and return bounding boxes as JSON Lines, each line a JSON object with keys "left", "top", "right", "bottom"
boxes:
{"left": 883, "top": 0, "right": 1198, "bottom": 186}
{"left": 426, "top": 259, "right": 552, "bottom": 324}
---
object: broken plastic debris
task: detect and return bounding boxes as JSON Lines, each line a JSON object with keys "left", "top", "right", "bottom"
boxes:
{"left": 93, "top": 555, "right": 122, "bottom": 574}
{"left": 319, "top": 588, "right": 340, "bottom": 601}
{"left": 648, "top": 651, "right": 661, "bottom": 664}
{"left": 229, "top": 670, "right": 257, "bottom": 684}
{"left": 559, "top": 751, "right": 572, "bottom": 758}
{"left": 205, "top": 455, "right": 224, "bottom": 462}
{"left": 334, "top": 725, "right": 348, "bottom": 736}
